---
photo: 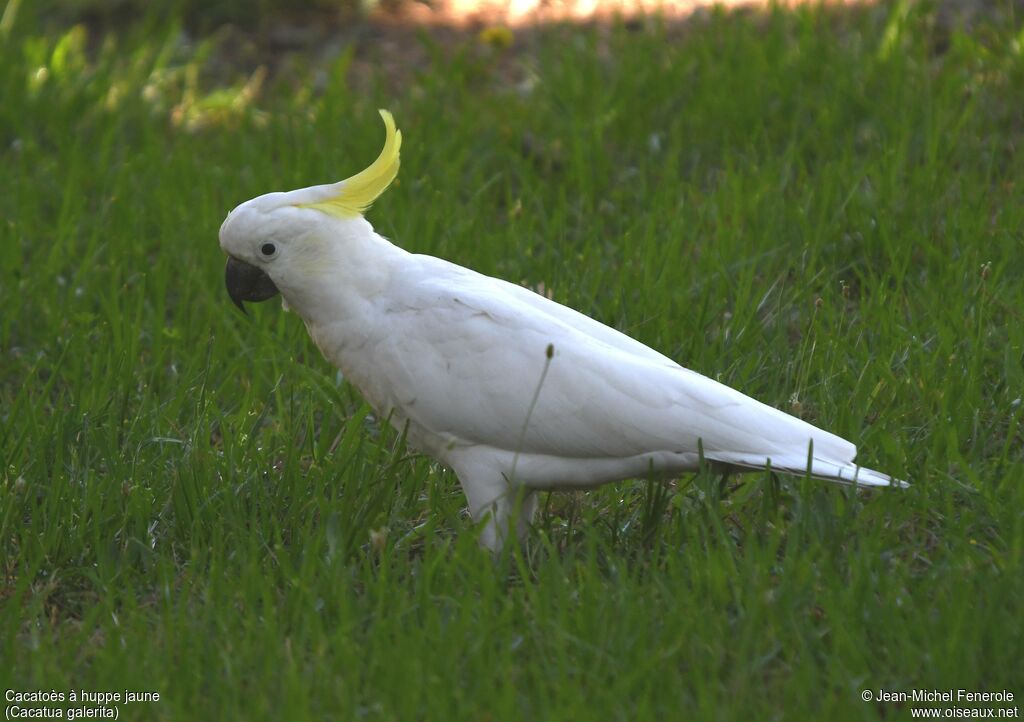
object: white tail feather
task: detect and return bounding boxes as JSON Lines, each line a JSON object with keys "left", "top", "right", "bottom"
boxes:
{"left": 707, "top": 452, "right": 908, "bottom": 488}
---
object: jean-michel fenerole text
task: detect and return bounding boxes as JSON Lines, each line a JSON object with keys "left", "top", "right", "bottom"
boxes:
{"left": 874, "top": 689, "right": 1015, "bottom": 704}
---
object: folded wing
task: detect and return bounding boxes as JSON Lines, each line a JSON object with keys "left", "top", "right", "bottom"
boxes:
{"left": 366, "top": 256, "right": 901, "bottom": 486}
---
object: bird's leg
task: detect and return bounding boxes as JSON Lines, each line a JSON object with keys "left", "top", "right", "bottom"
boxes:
{"left": 717, "top": 470, "right": 732, "bottom": 499}
{"left": 461, "top": 478, "right": 537, "bottom": 553}
{"left": 485, "top": 489, "right": 538, "bottom": 553}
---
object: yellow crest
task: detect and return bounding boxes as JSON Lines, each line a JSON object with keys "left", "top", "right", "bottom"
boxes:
{"left": 300, "top": 109, "right": 402, "bottom": 218}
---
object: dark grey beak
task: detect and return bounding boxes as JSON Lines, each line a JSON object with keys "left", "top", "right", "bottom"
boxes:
{"left": 225, "top": 256, "right": 279, "bottom": 313}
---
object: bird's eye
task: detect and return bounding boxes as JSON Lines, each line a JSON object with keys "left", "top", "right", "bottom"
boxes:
{"left": 260, "top": 243, "right": 277, "bottom": 257}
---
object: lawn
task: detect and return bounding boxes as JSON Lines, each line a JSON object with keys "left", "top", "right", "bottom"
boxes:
{"left": 1, "top": 1, "right": 1022, "bottom": 720}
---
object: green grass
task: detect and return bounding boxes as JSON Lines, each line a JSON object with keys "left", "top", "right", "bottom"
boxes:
{"left": 2, "top": 2, "right": 1023, "bottom": 720}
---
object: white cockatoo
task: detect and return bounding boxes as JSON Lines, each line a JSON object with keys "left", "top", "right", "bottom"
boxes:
{"left": 220, "top": 110, "right": 904, "bottom": 551}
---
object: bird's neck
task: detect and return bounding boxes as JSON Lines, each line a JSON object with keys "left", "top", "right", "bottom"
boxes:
{"left": 280, "top": 217, "right": 407, "bottom": 346}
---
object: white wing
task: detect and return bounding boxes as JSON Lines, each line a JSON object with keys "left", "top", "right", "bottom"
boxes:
{"left": 359, "top": 254, "right": 893, "bottom": 486}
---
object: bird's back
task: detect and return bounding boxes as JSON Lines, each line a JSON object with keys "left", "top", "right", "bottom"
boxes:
{"left": 365, "top": 254, "right": 859, "bottom": 479}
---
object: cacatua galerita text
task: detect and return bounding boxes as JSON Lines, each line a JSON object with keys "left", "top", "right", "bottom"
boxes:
{"left": 220, "top": 110, "right": 904, "bottom": 551}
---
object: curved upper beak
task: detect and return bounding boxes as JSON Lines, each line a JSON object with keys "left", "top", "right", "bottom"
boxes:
{"left": 225, "top": 256, "right": 280, "bottom": 313}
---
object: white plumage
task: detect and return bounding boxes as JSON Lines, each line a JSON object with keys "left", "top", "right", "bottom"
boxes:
{"left": 220, "top": 111, "right": 903, "bottom": 550}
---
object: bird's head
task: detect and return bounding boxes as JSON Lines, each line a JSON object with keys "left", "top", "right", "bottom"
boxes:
{"left": 219, "top": 109, "right": 402, "bottom": 313}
